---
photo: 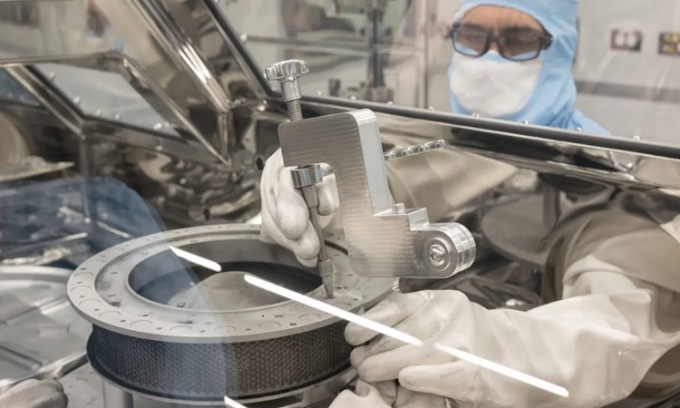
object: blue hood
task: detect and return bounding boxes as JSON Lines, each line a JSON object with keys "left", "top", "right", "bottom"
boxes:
{"left": 448, "top": 0, "right": 607, "bottom": 134}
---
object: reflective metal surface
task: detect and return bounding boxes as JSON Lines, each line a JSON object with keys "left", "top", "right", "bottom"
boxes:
{"left": 280, "top": 109, "right": 476, "bottom": 278}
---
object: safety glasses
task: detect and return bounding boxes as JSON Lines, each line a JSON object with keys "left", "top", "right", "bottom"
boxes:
{"left": 450, "top": 23, "right": 553, "bottom": 62}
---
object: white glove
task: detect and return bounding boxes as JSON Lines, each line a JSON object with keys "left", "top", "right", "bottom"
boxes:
{"left": 329, "top": 380, "right": 447, "bottom": 408}
{"left": 260, "top": 149, "right": 339, "bottom": 267}
{"left": 0, "top": 380, "right": 68, "bottom": 408}
{"left": 330, "top": 381, "right": 393, "bottom": 408}
{"left": 345, "top": 274, "right": 680, "bottom": 408}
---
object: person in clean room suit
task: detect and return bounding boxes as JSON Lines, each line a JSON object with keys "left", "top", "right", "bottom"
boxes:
{"left": 259, "top": 0, "right": 680, "bottom": 407}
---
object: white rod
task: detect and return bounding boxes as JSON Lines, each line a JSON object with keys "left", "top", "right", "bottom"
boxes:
{"left": 169, "top": 246, "right": 222, "bottom": 272}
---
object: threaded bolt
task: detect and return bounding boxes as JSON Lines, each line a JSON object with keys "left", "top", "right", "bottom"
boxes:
{"left": 265, "top": 60, "right": 309, "bottom": 122}
{"left": 286, "top": 100, "right": 303, "bottom": 122}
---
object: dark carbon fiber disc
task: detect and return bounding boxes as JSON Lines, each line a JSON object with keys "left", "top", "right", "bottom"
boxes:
{"left": 88, "top": 323, "right": 352, "bottom": 400}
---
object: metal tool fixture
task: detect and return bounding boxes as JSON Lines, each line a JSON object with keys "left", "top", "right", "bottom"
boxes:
{"left": 279, "top": 109, "right": 476, "bottom": 278}
{"left": 67, "top": 224, "right": 391, "bottom": 407}
{"left": 265, "top": 60, "right": 335, "bottom": 298}
{"left": 266, "top": 59, "right": 476, "bottom": 279}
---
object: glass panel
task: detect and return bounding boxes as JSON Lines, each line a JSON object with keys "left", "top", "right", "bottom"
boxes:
{"left": 573, "top": 0, "right": 680, "bottom": 145}
{"left": 218, "top": 0, "right": 428, "bottom": 105}
{"left": 216, "top": 0, "right": 680, "bottom": 146}
{"left": 0, "top": 0, "right": 122, "bottom": 63}
{"left": 33, "top": 64, "right": 178, "bottom": 135}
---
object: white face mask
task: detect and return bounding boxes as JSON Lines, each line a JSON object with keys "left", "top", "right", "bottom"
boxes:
{"left": 450, "top": 52, "right": 543, "bottom": 118}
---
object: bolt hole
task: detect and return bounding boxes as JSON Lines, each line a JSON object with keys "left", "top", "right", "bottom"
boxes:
{"left": 111, "top": 272, "right": 118, "bottom": 275}
{"left": 94, "top": 309, "right": 99, "bottom": 311}
{"left": 156, "top": 327, "right": 162, "bottom": 330}
{"left": 142, "top": 314, "right": 149, "bottom": 317}
{"left": 290, "top": 323, "right": 297, "bottom": 327}
{"left": 120, "top": 320, "right": 126, "bottom": 323}
{"left": 77, "top": 281, "right": 82, "bottom": 284}
{"left": 200, "top": 330, "right": 205, "bottom": 333}
{"left": 246, "top": 328, "right": 251, "bottom": 331}
{"left": 80, "top": 296, "right": 84, "bottom": 298}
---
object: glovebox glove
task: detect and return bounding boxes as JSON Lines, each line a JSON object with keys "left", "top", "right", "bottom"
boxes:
{"left": 345, "top": 274, "right": 680, "bottom": 408}
{"left": 260, "top": 149, "right": 339, "bottom": 267}
{"left": 0, "top": 379, "right": 68, "bottom": 408}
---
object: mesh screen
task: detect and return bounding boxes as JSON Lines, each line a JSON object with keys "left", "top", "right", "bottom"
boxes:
{"left": 88, "top": 323, "right": 352, "bottom": 400}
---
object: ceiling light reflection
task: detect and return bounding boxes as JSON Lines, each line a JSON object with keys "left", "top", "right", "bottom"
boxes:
{"left": 169, "top": 246, "right": 222, "bottom": 272}
{"left": 224, "top": 395, "right": 248, "bottom": 408}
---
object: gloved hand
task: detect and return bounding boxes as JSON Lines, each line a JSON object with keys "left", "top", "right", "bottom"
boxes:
{"left": 260, "top": 149, "right": 339, "bottom": 267}
{"left": 330, "top": 381, "right": 392, "bottom": 408}
{"left": 0, "top": 379, "right": 68, "bottom": 408}
{"left": 345, "top": 275, "right": 680, "bottom": 408}
{"left": 329, "top": 380, "right": 447, "bottom": 408}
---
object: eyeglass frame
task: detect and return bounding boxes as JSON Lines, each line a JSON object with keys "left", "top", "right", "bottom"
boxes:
{"left": 449, "top": 22, "right": 554, "bottom": 61}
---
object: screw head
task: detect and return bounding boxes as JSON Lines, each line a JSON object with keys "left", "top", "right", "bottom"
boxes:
{"left": 264, "top": 60, "right": 308, "bottom": 82}
{"left": 428, "top": 243, "right": 447, "bottom": 267}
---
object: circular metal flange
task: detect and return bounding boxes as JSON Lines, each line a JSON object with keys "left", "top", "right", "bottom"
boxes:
{"left": 68, "top": 224, "right": 392, "bottom": 401}
{"left": 68, "top": 224, "right": 389, "bottom": 343}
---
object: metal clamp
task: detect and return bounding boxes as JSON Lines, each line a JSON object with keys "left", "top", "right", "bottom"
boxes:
{"left": 269, "top": 59, "right": 474, "bottom": 280}
{"left": 279, "top": 110, "right": 476, "bottom": 279}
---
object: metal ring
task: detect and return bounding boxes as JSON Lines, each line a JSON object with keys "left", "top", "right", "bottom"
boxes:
{"left": 68, "top": 224, "right": 391, "bottom": 401}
